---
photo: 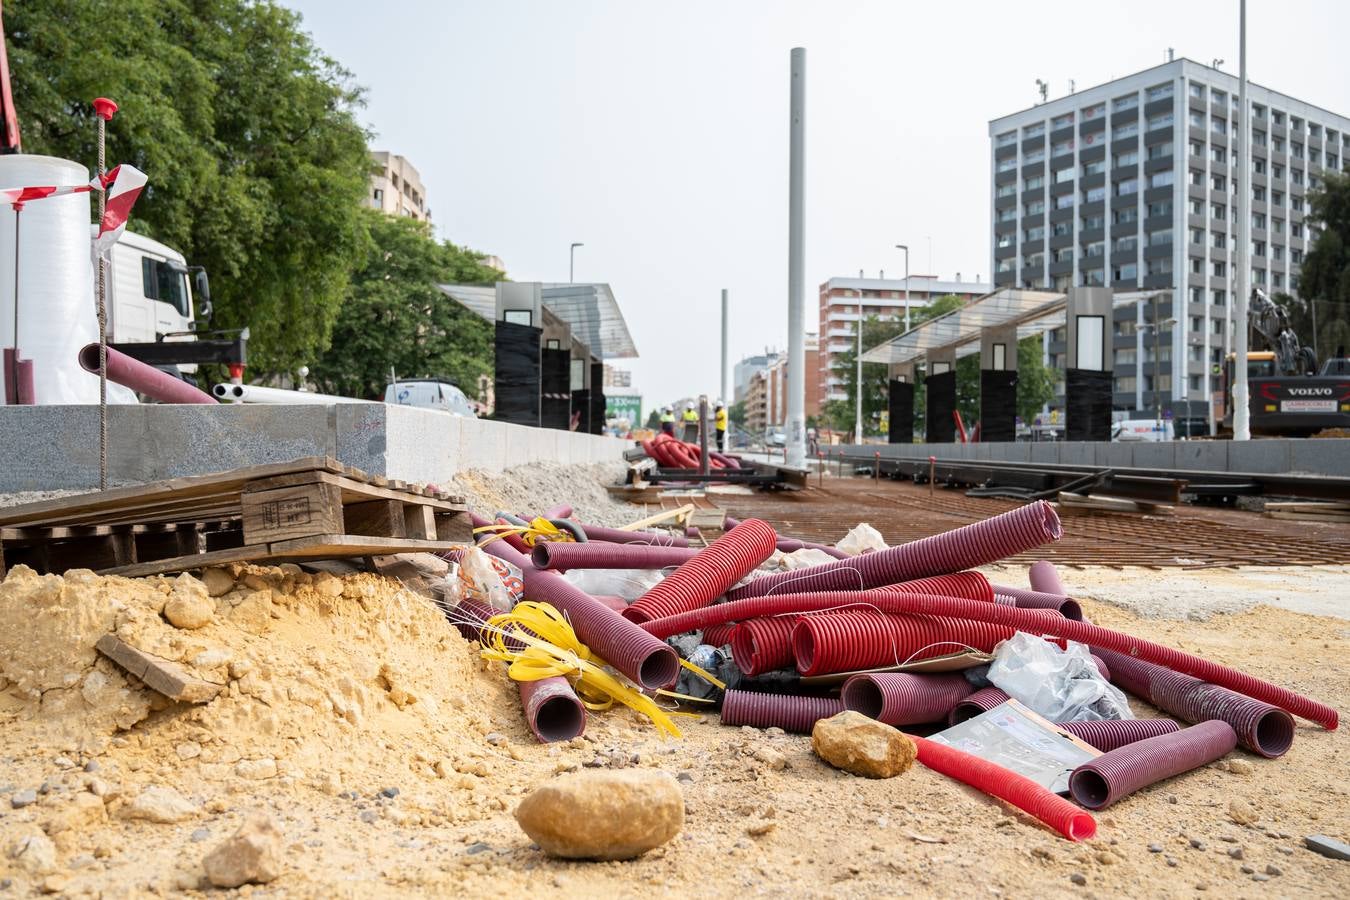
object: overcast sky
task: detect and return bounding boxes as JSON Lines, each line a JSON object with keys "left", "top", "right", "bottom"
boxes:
{"left": 285, "top": 0, "right": 1349, "bottom": 409}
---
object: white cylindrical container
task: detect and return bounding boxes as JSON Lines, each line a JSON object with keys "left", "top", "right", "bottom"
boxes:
{"left": 0, "top": 154, "right": 101, "bottom": 403}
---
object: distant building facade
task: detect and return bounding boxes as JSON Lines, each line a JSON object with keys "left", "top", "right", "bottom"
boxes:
{"left": 743, "top": 335, "right": 821, "bottom": 434}
{"left": 370, "top": 151, "right": 431, "bottom": 222}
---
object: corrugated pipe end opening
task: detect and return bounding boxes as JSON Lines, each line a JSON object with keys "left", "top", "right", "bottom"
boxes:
{"left": 621, "top": 606, "right": 654, "bottom": 625}
{"left": 1061, "top": 599, "right": 1084, "bottom": 621}
{"left": 791, "top": 622, "right": 816, "bottom": 674}
{"left": 76, "top": 344, "right": 102, "bottom": 374}
{"left": 948, "top": 700, "right": 985, "bottom": 725}
{"left": 530, "top": 544, "right": 552, "bottom": 570}
{"left": 1040, "top": 502, "right": 1064, "bottom": 541}
{"left": 639, "top": 648, "right": 681, "bottom": 691}
{"left": 1067, "top": 811, "right": 1098, "bottom": 841}
{"left": 730, "top": 627, "right": 755, "bottom": 675}
{"left": 1255, "top": 708, "right": 1297, "bottom": 759}
{"left": 535, "top": 695, "right": 586, "bottom": 743}
{"left": 1068, "top": 768, "right": 1110, "bottom": 810}
{"left": 840, "top": 676, "right": 884, "bottom": 720}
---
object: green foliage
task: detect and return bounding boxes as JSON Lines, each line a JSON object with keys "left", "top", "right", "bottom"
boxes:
{"left": 1299, "top": 172, "right": 1350, "bottom": 362}
{"left": 1015, "top": 335, "right": 1057, "bottom": 423}
{"left": 727, "top": 400, "right": 746, "bottom": 428}
{"left": 644, "top": 409, "right": 662, "bottom": 430}
{"left": 827, "top": 315, "right": 907, "bottom": 436}
{"left": 8, "top": 0, "right": 373, "bottom": 376}
{"left": 309, "top": 210, "right": 500, "bottom": 399}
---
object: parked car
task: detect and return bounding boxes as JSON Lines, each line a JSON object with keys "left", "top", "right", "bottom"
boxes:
{"left": 384, "top": 380, "right": 477, "bottom": 417}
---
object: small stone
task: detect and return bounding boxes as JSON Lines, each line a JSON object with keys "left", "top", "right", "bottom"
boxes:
{"left": 1094, "top": 851, "right": 1115, "bottom": 866}
{"left": 676, "top": 772, "right": 696, "bottom": 785}
{"left": 1226, "top": 759, "right": 1254, "bottom": 776}
{"left": 1189, "top": 838, "right": 1206, "bottom": 850}
{"left": 464, "top": 842, "right": 491, "bottom": 855}
{"left": 1264, "top": 864, "right": 1282, "bottom": 876}
{"left": 1167, "top": 795, "right": 1178, "bottom": 804}
{"left": 117, "top": 785, "right": 198, "bottom": 824}
{"left": 359, "top": 810, "right": 379, "bottom": 824}
{"left": 1228, "top": 799, "right": 1258, "bottom": 826}
{"left": 38, "top": 874, "right": 68, "bottom": 894}
{"left": 314, "top": 574, "right": 345, "bottom": 598}
{"left": 234, "top": 758, "right": 277, "bottom": 780}
{"left": 1195, "top": 883, "right": 1207, "bottom": 891}
{"left": 753, "top": 747, "right": 788, "bottom": 771}
{"left": 1276, "top": 846, "right": 1294, "bottom": 856}
{"left": 810, "top": 711, "right": 917, "bottom": 779}
{"left": 1165, "top": 856, "right": 1178, "bottom": 868}
{"left": 1252, "top": 874, "right": 1270, "bottom": 882}
{"left": 82, "top": 760, "right": 99, "bottom": 773}
{"left": 201, "top": 567, "right": 236, "bottom": 597}
{"left": 514, "top": 770, "right": 683, "bottom": 860}
{"left": 191, "top": 828, "right": 211, "bottom": 843}
{"left": 176, "top": 742, "right": 202, "bottom": 761}
{"left": 10, "top": 789, "right": 37, "bottom": 809}
{"left": 1069, "top": 873, "right": 1087, "bottom": 886}
{"left": 1228, "top": 847, "right": 1244, "bottom": 860}
{"left": 485, "top": 733, "right": 506, "bottom": 746}
{"left": 164, "top": 573, "right": 215, "bottom": 629}
{"left": 53, "top": 757, "right": 74, "bottom": 769}
{"left": 1147, "top": 843, "right": 1163, "bottom": 853}
{"left": 379, "top": 787, "right": 400, "bottom": 799}
{"left": 1032, "top": 847, "right": 1052, "bottom": 860}
{"left": 746, "top": 819, "right": 777, "bottom": 837}
{"left": 202, "top": 813, "right": 283, "bottom": 888}
{"left": 1240, "top": 865, "right": 1255, "bottom": 875}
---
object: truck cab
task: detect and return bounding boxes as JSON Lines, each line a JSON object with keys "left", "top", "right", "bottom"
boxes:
{"left": 106, "top": 230, "right": 210, "bottom": 371}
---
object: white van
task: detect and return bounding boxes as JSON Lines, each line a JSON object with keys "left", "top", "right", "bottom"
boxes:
{"left": 1111, "top": 418, "right": 1173, "bottom": 442}
{"left": 384, "top": 380, "right": 478, "bottom": 418}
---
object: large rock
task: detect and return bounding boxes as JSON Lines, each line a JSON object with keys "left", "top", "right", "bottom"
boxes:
{"left": 812, "top": 710, "right": 917, "bottom": 779}
{"left": 6, "top": 827, "right": 58, "bottom": 876}
{"left": 164, "top": 574, "right": 214, "bottom": 629}
{"left": 200, "top": 568, "right": 237, "bottom": 598}
{"left": 203, "top": 814, "right": 284, "bottom": 888}
{"left": 117, "top": 785, "right": 199, "bottom": 824}
{"left": 514, "top": 770, "right": 683, "bottom": 860}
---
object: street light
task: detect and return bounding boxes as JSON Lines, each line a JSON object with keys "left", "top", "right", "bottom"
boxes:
{"left": 569, "top": 242, "right": 584, "bottom": 282}
{"left": 855, "top": 269, "right": 865, "bottom": 443}
{"left": 895, "top": 245, "right": 910, "bottom": 332}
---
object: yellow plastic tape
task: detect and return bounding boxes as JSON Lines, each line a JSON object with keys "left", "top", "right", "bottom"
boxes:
{"left": 478, "top": 601, "right": 717, "bottom": 737}
{"left": 473, "top": 517, "right": 576, "bottom": 549}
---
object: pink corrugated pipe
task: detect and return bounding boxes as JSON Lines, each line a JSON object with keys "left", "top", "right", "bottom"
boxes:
{"left": 948, "top": 686, "right": 1011, "bottom": 724}
{"left": 792, "top": 611, "right": 1019, "bottom": 676}
{"left": 727, "top": 501, "right": 1062, "bottom": 600}
{"left": 730, "top": 617, "right": 798, "bottom": 676}
{"left": 1068, "top": 720, "right": 1237, "bottom": 809}
{"left": 702, "top": 623, "right": 737, "bottom": 647}
{"left": 1057, "top": 718, "right": 1181, "bottom": 752}
{"left": 531, "top": 541, "right": 699, "bottom": 572}
{"left": 841, "top": 672, "right": 974, "bottom": 726}
{"left": 79, "top": 344, "right": 217, "bottom": 404}
{"left": 540, "top": 504, "right": 573, "bottom": 520}
{"left": 721, "top": 690, "right": 844, "bottom": 733}
{"left": 577, "top": 523, "right": 691, "bottom": 547}
{"left": 1028, "top": 560, "right": 1066, "bottom": 595}
{"left": 991, "top": 584, "right": 1083, "bottom": 620}
{"left": 623, "top": 519, "right": 778, "bottom": 624}
{"left": 724, "top": 515, "right": 848, "bottom": 560}
{"left": 518, "top": 676, "right": 587, "bottom": 743}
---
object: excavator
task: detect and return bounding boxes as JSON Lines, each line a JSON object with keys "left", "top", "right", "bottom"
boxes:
{"left": 1221, "top": 288, "right": 1350, "bottom": 436}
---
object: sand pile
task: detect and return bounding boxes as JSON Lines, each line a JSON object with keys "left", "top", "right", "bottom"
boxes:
{"left": 448, "top": 462, "right": 634, "bottom": 528}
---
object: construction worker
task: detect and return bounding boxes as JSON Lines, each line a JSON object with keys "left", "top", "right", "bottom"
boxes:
{"left": 715, "top": 401, "right": 728, "bottom": 451}
{"left": 659, "top": 406, "right": 676, "bottom": 436}
{"left": 681, "top": 404, "right": 699, "bottom": 442}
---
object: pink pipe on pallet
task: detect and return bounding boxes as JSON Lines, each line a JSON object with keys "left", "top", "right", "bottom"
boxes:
{"left": 1093, "top": 648, "right": 1296, "bottom": 758}
{"left": 518, "top": 676, "right": 587, "bottom": 743}
{"left": 577, "top": 523, "right": 691, "bottom": 547}
{"left": 720, "top": 690, "right": 844, "bottom": 733}
{"left": 623, "top": 518, "right": 778, "bottom": 624}
{"left": 1028, "top": 560, "right": 1067, "bottom": 596}
{"left": 727, "top": 501, "right": 1062, "bottom": 600}
{"left": 1057, "top": 718, "right": 1181, "bottom": 752}
{"left": 1068, "top": 720, "right": 1238, "bottom": 810}
{"left": 910, "top": 735, "right": 1096, "bottom": 842}
{"left": 991, "top": 584, "right": 1083, "bottom": 620}
{"left": 723, "top": 516, "right": 848, "bottom": 560}
{"left": 78, "top": 343, "right": 217, "bottom": 404}
{"left": 730, "top": 617, "right": 798, "bottom": 676}
{"left": 842, "top": 672, "right": 974, "bottom": 726}
{"left": 531, "top": 541, "right": 699, "bottom": 572}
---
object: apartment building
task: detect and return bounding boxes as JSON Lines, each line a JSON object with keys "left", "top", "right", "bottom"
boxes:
{"left": 989, "top": 58, "right": 1350, "bottom": 422}
{"left": 742, "top": 336, "right": 822, "bottom": 433}
{"left": 818, "top": 275, "right": 989, "bottom": 404}
{"left": 370, "top": 151, "right": 431, "bottom": 222}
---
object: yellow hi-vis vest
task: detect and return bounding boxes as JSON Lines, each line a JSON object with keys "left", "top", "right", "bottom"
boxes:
{"left": 682, "top": 409, "right": 698, "bottom": 423}
{"left": 715, "top": 408, "right": 728, "bottom": 430}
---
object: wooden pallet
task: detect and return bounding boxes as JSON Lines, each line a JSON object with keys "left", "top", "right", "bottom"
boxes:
{"left": 0, "top": 457, "right": 472, "bottom": 577}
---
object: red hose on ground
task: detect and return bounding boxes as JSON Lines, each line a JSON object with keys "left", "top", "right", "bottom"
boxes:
{"left": 841, "top": 672, "right": 974, "bottom": 726}
{"left": 518, "top": 676, "right": 587, "bottom": 743}
{"left": 702, "top": 623, "right": 737, "bottom": 647}
{"left": 577, "top": 523, "right": 691, "bottom": 547}
{"left": 724, "top": 516, "right": 849, "bottom": 560}
{"left": 876, "top": 571, "right": 995, "bottom": 603}
{"left": 910, "top": 735, "right": 1097, "bottom": 841}
{"left": 531, "top": 541, "right": 699, "bottom": 572}
{"left": 1056, "top": 718, "right": 1181, "bottom": 752}
{"left": 1068, "top": 720, "right": 1238, "bottom": 810}
{"left": 793, "top": 610, "right": 1019, "bottom": 676}
{"left": 991, "top": 584, "right": 1083, "bottom": 620}
{"left": 623, "top": 519, "right": 778, "bottom": 624}
{"left": 721, "top": 690, "right": 844, "bottom": 733}
{"left": 727, "top": 501, "right": 1062, "bottom": 599}
{"left": 730, "top": 617, "right": 798, "bottom": 676}
{"left": 540, "top": 504, "right": 574, "bottom": 520}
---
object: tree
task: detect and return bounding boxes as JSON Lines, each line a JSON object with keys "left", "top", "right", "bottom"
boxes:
{"left": 644, "top": 410, "right": 662, "bottom": 430}
{"left": 1015, "top": 335, "right": 1057, "bottom": 424}
{"left": 8, "top": 0, "right": 373, "bottom": 377}
{"left": 827, "top": 315, "right": 907, "bottom": 436}
{"left": 727, "top": 400, "right": 746, "bottom": 429}
{"left": 309, "top": 210, "right": 500, "bottom": 399}
{"left": 1297, "top": 171, "right": 1350, "bottom": 362}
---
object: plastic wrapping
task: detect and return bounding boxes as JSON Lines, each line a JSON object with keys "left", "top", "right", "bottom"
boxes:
{"left": 457, "top": 546, "right": 523, "bottom": 612}
{"left": 1064, "top": 368, "right": 1113, "bottom": 442}
{"left": 540, "top": 346, "right": 570, "bottom": 430}
{"left": 987, "top": 632, "right": 1132, "bottom": 722}
{"left": 836, "top": 523, "right": 887, "bottom": 556}
{"left": 978, "top": 369, "right": 1018, "bottom": 442}
{"left": 561, "top": 567, "right": 665, "bottom": 602}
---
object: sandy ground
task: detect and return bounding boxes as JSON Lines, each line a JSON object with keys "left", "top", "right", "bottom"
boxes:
{"left": 0, "top": 465, "right": 1347, "bottom": 897}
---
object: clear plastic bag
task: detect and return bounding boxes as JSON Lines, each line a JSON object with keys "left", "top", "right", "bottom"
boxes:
{"left": 836, "top": 522, "right": 887, "bottom": 556}
{"left": 562, "top": 568, "right": 665, "bottom": 602}
{"left": 986, "top": 632, "right": 1133, "bottom": 722}
{"left": 457, "top": 546, "right": 523, "bottom": 612}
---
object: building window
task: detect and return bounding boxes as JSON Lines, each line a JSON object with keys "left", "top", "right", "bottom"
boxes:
{"left": 1055, "top": 193, "right": 1075, "bottom": 209}
{"left": 1024, "top": 252, "right": 1044, "bottom": 267}
{"left": 1253, "top": 158, "right": 1266, "bottom": 175}
{"left": 1115, "top": 348, "right": 1137, "bottom": 365}
{"left": 1113, "top": 121, "right": 1140, "bottom": 140}
{"left": 1291, "top": 248, "right": 1304, "bottom": 264}
{"left": 996, "top": 259, "right": 1014, "bottom": 274}
{"left": 1114, "top": 235, "right": 1139, "bottom": 254}
{"left": 998, "top": 157, "right": 1018, "bottom": 173}
{"left": 1052, "top": 140, "right": 1075, "bottom": 157}
{"left": 1213, "top": 89, "right": 1228, "bottom": 105}
{"left": 1190, "top": 226, "right": 1204, "bottom": 244}
{"left": 1052, "top": 220, "right": 1071, "bottom": 237}
{"left": 1025, "top": 199, "right": 1045, "bottom": 215}
{"left": 1253, "top": 268, "right": 1267, "bottom": 285}
{"left": 1147, "top": 142, "right": 1173, "bottom": 161}
{"left": 1024, "top": 122, "right": 1045, "bottom": 138}
{"left": 1115, "top": 178, "right": 1139, "bottom": 196}
{"left": 998, "top": 208, "right": 1016, "bottom": 222}
{"left": 1272, "top": 135, "right": 1285, "bottom": 152}
{"left": 1190, "top": 257, "right": 1203, "bottom": 274}
{"left": 1272, "top": 218, "right": 1284, "bottom": 234}
{"left": 1252, "top": 130, "right": 1267, "bottom": 147}
{"left": 1146, "top": 257, "right": 1172, "bottom": 276}
{"left": 1211, "top": 146, "right": 1226, "bottom": 164}
{"left": 1212, "top": 260, "right": 1226, "bottom": 276}
{"left": 997, "top": 183, "right": 1016, "bottom": 198}
{"left": 1083, "top": 240, "right": 1105, "bottom": 258}
{"left": 1115, "top": 376, "right": 1137, "bottom": 393}
{"left": 1081, "top": 213, "right": 1104, "bottom": 230}
{"left": 1212, "top": 289, "right": 1226, "bottom": 306}
{"left": 1252, "top": 212, "right": 1266, "bottom": 229}
{"left": 1083, "top": 103, "right": 1105, "bottom": 121}
{"left": 1053, "top": 247, "right": 1073, "bottom": 264}
{"left": 1211, "top": 173, "right": 1226, "bottom": 191}
{"left": 1082, "top": 159, "right": 1106, "bottom": 176}
{"left": 1147, "top": 200, "right": 1172, "bottom": 218}
{"left": 1116, "top": 319, "right": 1138, "bottom": 337}
{"left": 1212, "top": 231, "right": 1226, "bottom": 249}
{"left": 1330, "top": 154, "right": 1340, "bottom": 169}
{"left": 1025, "top": 149, "right": 1046, "bottom": 164}
{"left": 1112, "top": 206, "right": 1138, "bottom": 226}
{"left": 1272, "top": 190, "right": 1284, "bottom": 206}
{"left": 1292, "top": 196, "right": 1304, "bottom": 212}
{"left": 1113, "top": 263, "right": 1138, "bottom": 282}
{"left": 1189, "top": 83, "right": 1206, "bottom": 99}
{"left": 1291, "top": 168, "right": 1304, "bottom": 185}
{"left": 1190, "top": 168, "right": 1204, "bottom": 186}
{"left": 1189, "top": 139, "right": 1204, "bottom": 157}
{"left": 1211, "top": 116, "right": 1227, "bottom": 135}
{"left": 1253, "top": 240, "right": 1266, "bottom": 258}
{"left": 1025, "top": 174, "right": 1044, "bottom": 191}
{"left": 1083, "top": 186, "right": 1106, "bottom": 203}
{"left": 1146, "top": 228, "right": 1172, "bottom": 247}
{"left": 1211, "top": 202, "right": 1226, "bottom": 220}
{"left": 1189, "top": 110, "right": 1205, "bottom": 129}
{"left": 1081, "top": 269, "right": 1105, "bottom": 286}
{"left": 1113, "top": 93, "right": 1139, "bottom": 111}
{"left": 1292, "top": 222, "right": 1303, "bottom": 238}
{"left": 1189, "top": 198, "right": 1204, "bottom": 215}
{"left": 1054, "top": 167, "right": 1074, "bottom": 183}
{"left": 1190, "top": 286, "right": 1204, "bottom": 304}
{"left": 1113, "top": 149, "right": 1139, "bottom": 168}
{"left": 996, "top": 131, "right": 1017, "bottom": 147}
{"left": 1147, "top": 112, "right": 1174, "bottom": 131}
{"left": 1146, "top": 82, "right": 1174, "bottom": 101}
{"left": 1253, "top": 185, "right": 1266, "bottom": 202}
{"left": 1149, "top": 171, "right": 1174, "bottom": 189}
{"left": 997, "top": 232, "right": 1013, "bottom": 248}
{"left": 1023, "top": 226, "right": 1044, "bottom": 242}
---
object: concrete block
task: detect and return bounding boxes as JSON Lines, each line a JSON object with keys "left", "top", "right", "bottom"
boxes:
{"left": 1130, "top": 442, "right": 1177, "bottom": 471}
{"left": 1228, "top": 440, "right": 1291, "bottom": 474}
{"left": 1175, "top": 440, "right": 1228, "bottom": 473}
{"left": 1029, "top": 443, "right": 1058, "bottom": 464}
{"left": 336, "top": 403, "right": 389, "bottom": 475}
{"left": 0, "top": 405, "right": 102, "bottom": 490}
{"left": 1058, "top": 442, "right": 1093, "bottom": 467}
{"left": 1289, "top": 439, "right": 1350, "bottom": 477}
{"left": 1095, "top": 442, "right": 1135, "bottom": 468}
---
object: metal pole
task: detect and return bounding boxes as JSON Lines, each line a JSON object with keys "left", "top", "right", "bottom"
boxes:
{"left": 1233, "top": 0, "right": 1251, "bottom": 441}
{"left": 698, "top": 395, "right": 709, "bottom": 476}
{"left": 786, "top": 47, "right": 807, "bottom": 468}
{"left": 1153, "top": 295, "right": 1161, "bottom": 424}
{"left": 720, "top": 288, "right": 729, "bottom": 403}
{"left": 96, "top": 107, "right": 110, "bottom": 490}
{"left": 855, "top": 273, "right": 864, "bottom": 443}
{"left": 569, "top": 242, "right": 583, "bottom": 283}
{"left": 9, "top": 205, "right": 18, "bottom": 403}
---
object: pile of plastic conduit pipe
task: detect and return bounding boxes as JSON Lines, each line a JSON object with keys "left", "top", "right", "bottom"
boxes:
{"left": 480, "top": 533, "right": 682, "bottom": 692}
{"left": 990, "top": 584, "right": 1084, "bottom": 620}
{"left": 1092, "top": 648, "right": 1296, "bottom": 758}
{"left": 910, "top": 735, "right": 1097, "bottom": 841}
{"left": 573, "top": 523, "right": 691, "bottom": 547}
{"left": 1058, "top": 718, "right": 1182, "bottom": 752}
{"left": 791, "top": 611, "right": 1020, "bottom": 676}
{"left": 727, "top": 501, "right": 1062, "bottom": 600}
{"left": 721, "top": 690, "right": 844, "bottom": 733}
{"left": 841, "top": 672, "right": 974, "bottom": 726}
{"left": 701, "top": 623, "right": 737, "bottom": 647}
{"left": 638, "top": 572, "right": 1003, "bottom": 640}
{"left": 948, "top": 686, "right": 1010, "bottom": 724}
{"left": 468, "top": 511, "right": 532, "bottom": 554}
{"left": 622, "top": 518, "right": 778, "bottom": 625}
{"left": 518, "top": 677, "right": 587, "bottom": 743}
{"left": 531, "top": 541, "right": 698, "bottom": 573}
{"left": 724, "top": 516, "right": 849, "bottom": 560}
{"left": 1068, "top": 720, "right": 1238, "bottom": 810}
{"left": 730, "top": 617, "right": 798, "bottom": 676}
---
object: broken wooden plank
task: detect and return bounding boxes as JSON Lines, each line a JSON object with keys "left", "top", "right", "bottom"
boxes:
{"left": 95, "top": 634, "right": 223, "bottom": 703}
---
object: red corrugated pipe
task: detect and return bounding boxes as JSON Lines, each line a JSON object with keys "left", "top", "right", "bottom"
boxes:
{"left": 724, "top": 516, "right": 848, "bottom": 560}
{"left": 721, "top": 689, "right": 844, "bottom": 733}
{"left": 793, "top": 611, "right": 1020, "bottom": 676}
{"left": 910, "top": 735, "right": 1097, "bottom": 841}
{"left": 518, "top": 676, "right": 587, "bottom": 743}
{"left": 727, "top": 501, "right": 1062, "bottom": 599}
{"left": 639, "top": 574, "right": 1010, "bottom": 640}
{"left": 841, "top": 672, "right": 974, "bottom": 726}
{"left": 948, "top": 686, "right": 1011, "bottom": 724}
{"left": 702, "top": 623, "right": 737, "bottom": 647}
{"left": 576, "top": 523, "right": 691, "bottom": 547}
{"left": 731, "top": 617, "right": 799, "bottom": 676}
{"left": 592, "top": 595, "right": 629, "bottom": 613}
{"left": 1057, "top": 718, "right": 1181, "bottom": 752}
{"left": 1068, "top": 720, "right": 1238, "bottom": 810}
{"left": 531, "top": 541, "right": 699, "bottom": 572}
{"left": 1029, "top": 560, "right": 1066, "bottom": 595}
{"left": 623, "top": 519, "right": 778, "bottom": 624}
{"left": 991, "top": 584, "right": 1083, "bottom": 620}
